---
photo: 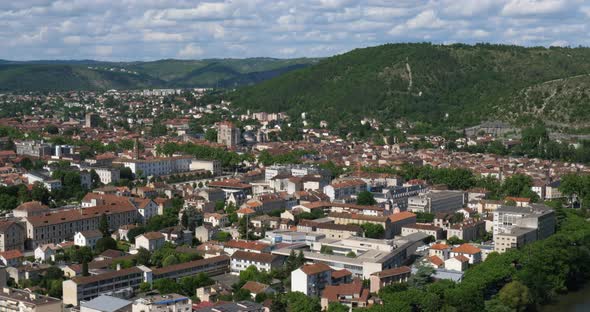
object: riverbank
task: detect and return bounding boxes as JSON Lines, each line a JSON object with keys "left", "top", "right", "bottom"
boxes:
{"left": 540, "top": 284, "right": 590, "bottom": 312}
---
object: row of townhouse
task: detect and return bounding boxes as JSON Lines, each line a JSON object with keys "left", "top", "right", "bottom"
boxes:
{"left": 24, "top": 203, "right": 138, "bottom": 249}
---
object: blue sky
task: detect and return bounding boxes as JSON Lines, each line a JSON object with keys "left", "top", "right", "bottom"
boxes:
{"left": 1, "top": 0, "right": 589, "bottom": 61}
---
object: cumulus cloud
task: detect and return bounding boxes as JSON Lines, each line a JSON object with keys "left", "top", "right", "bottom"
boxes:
{"left": 178, "top": 43, "right": 204, "bottom": 58}
{"left": 0, "top": 0, "right": 588, "bottom": 60}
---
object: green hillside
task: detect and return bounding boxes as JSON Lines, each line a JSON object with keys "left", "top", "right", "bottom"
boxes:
{"left": 230, "top": 43, "right": 590, "bottom": 130}
{"left": 0, "top": 58, "right": 319, "bottom": 91}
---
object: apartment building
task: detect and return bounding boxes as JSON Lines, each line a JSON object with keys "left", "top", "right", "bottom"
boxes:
{"left": 369, "top": 266, "right": 411, "bottom": 293}
{"left": 24, "top": 204, "right": 138, "bottom": 249}
{"left": 230, "top": 251, "right": 283, "bottom": 274}
{"left": 132, "top": 293, "right": 191, "bottom": 312}
{"left": 15, "top": 141, "right": 52, "bottom": 158}
{"left": 114, "top": 156, "right": 192, "bottom": 177}
{"left": 82, "top": 166, "right": 120, "bottom": 185}
{"left": 323, "top": 179, "right": 367, "bottom": 202}
{"left": 407, "top": 191, "right": 465, "bottom": 213}
{"left": 446, "top": 220, "right": 486, "bottom": 242}
{"left": 264, "top": 164, "right": 329, "bottom": 182}
{"left": 291, "top": 263, "right": 333, "bottom": 296}
{"left": 62, "top": 266, "right": 150, "bottom": 306}
{"left": 0, "top": 287, "right": 61, "bottom": 312}
{"left": 493, "top": 204, "right": 556, "bottom": 253}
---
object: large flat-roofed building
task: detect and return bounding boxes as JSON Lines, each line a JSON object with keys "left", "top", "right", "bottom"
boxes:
{"left": 114, "top": 157, "right": 192, "bottom": 177}
{"left": 493, "top": 204, "right": 556, "bottom": 253}
{"left": 15, "top": 141, "right": 52, "bottom": 158}
{"left": 80, "top": 294, "right": 132, "bottom": 312}
{"left": 407, "top": 191, "right": 465, "bottom": 213}
{"left": 151, "top": 255, "right": 230, "bottom": 280}
{"left": 132, "top": 293, "right": 191, "bottom": 312}
{"left": 0, "top": 287, "right": 61, "bottom": 312}
{"left": 25, "top": 204, "right": 138, "bottom": 249}
{"left": 62, "top": 266, "right": 150, "bottom": 306}
{"left": 272, "top": 233, "right": 427, "bottom": 278}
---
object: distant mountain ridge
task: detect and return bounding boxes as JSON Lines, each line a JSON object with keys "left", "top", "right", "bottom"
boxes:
{"left": 0, "top": 57, "right": 320, "bottom": 91}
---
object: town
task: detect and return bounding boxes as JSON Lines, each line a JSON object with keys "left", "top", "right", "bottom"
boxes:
{"left": 0, "top": 87, "right": 581, "bottom": 311}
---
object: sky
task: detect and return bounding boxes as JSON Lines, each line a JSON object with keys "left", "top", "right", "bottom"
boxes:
{"left": 1, "top": 0, "right": 589, "bottom": 61}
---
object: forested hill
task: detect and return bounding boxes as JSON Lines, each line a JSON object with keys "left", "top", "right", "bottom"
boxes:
{"left": 230, "top": 43, "right": 590, "bottom": 131}
{"left": 0, "top": 58, "right": 319, "bottom": 91}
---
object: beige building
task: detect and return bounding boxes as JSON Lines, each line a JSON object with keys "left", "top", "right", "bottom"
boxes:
{"left": 369, "top": 266, "right": 411, "bottom": 293}
{"left": 0, "top": 287, "right": 61, "bottom": 312}
{"left": 217, "top": 121, "right": 241, "bottom": 147}
{"left": 328, "top": 212, "right": 394, "bottom": 238}
{"left": 62, "top": 266, "right": 150, "bottom": 306}
{"left": 0, "top": 221, "right": 25, "bottom": 252}
{"left": 25, "top": 204, "right": 138, "bottom": 249}
{"left": 135, "top": 232, "right": 165, "bottom": 252}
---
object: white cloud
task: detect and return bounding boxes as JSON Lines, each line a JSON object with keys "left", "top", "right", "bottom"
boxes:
{"left": 178, "top": 43, "right": 204, "bottom": 58}
{"left": 0, "top": 0, "right": 588, "bottom": 60}
{"left": 406, "top": 10, "right": 447, "bottom": 29}
{"left": 501, "top": 0, "right": 569, "bottom": 16}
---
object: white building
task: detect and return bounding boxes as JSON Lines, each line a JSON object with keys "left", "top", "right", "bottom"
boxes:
{"left": 135, "top": 232, "right": 165, "bottom": 252}
{"left": 132, "top": 294, "right": 191, "bottom": 312}
{"left": 89, "top": 167, "right": 120, "bottom": 185}
{"left": 74, "top": 230, "right": 103, "bottom": 249}
{"left": 114, "top": 157, "right": 192, "bottom": 177}
{"left": 80, "top": 295, "right": 132, "bottom": 312}
{"left": 190, "top": 159, "right": 222, "bottom": 176}
{"left": 0, "top": 287, "right": 62, "bottom": 312}
{"left": 230, "top": 251, "right": 283, "bottom": 274}
{"left": 291, "top": 263, "right": 333, "bottom": 296}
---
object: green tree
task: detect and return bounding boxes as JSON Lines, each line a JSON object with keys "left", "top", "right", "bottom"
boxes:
{"left": 497, "top": 281, "right": 532, "bottom": 311}
{"left": 409, "top": 264, "right": 435, "bottom": 289}
{"left": 327, "top": 302, "right": 350, "bottom": 312}
{"left": 95, "top": 237, "right": 117, "bottom": 253}
{"left": 361, "top": 223, "right": 385, "bottom": 239}
{"left": 205, "top": 129, "right": 218, "bottom": 142}
{"left": 357, "top": 190, "right": 376, "bottom": 205}
{"left": 135, "top": 247, "right": 151, "bottom": 266}
{"left": 0, "top": 194, "right": 18, "bottom": 211}
{"left": 31, "top": 183, "right": 50, "bottom": 204}
{"left": 99, "top": 213, "right": 110, "bottom": 236}
{"left": 162, "top": 254, "right": 180, "bottom": 267}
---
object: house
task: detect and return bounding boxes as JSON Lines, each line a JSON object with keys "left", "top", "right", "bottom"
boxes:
{"left": 369, "top": 266, "right": 411, "bottom": 293}
{"left": 320, "top": 279, "right": 371, "bottom": 311}
{"left": 34, "top": 244, "right": 60, "bottom": 262}
{"left": 74, "top": 230, "right": 103, "bottom": 249}
{"left": 195, "top": 225, "right": 220, "bottom": 243}
{"left": 450, "top": 244, "right": 482, "bottom": 264}
{"left": 0, "top": 250, "right": 23, "bottom": 266}
{"left": 291, "top": 263, "right": 333, "bottom": 296}
{"left": 115, "top": 225, "right": 137, "bottom": 242}
{"left": 426, "top": 255, "right": 444, "bottom": 269}
{"left": 0, "top": 221, "right": 25, "bottom": 252}
{"left": 135, "top": 232, "right": 165, "bottom": 252}
{"left": 13, "top": 201, "right": 50, "bottom": 219}
{"left": 223, "top": 240, "right": 271, "bottom": 255}
{"left": 428, "top": 243, "right": 451, "bottom": 260}
{"left": 444, "top": 255, "right": 470, "bottom": 272}
{"left": 241, "top": 281, "right": 275, "bottom": 299}
{"left": 230, "top": 251, "right": 283, "bottom": 274}
{"left": 323, "top": 179, "right": 367, "bottom": 201}
{"left": 236, "top": 208, "right": 256, "bottom": 219}
{"left": 203, "top": 213, "right": 229, "bottom": 227}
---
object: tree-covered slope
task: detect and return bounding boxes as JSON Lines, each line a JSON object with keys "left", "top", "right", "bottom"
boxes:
{"left": 0, "top": 58, "right": 320, "bottom": 91}
{"left": 0, "top": 64, "right": 163, "bottom": 91}
{"left": 230, "top": 43, "right": 590, "bottom": 130}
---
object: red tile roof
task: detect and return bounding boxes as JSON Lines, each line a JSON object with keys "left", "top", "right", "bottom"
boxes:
{"left": 300, "top": 263, "right": 332, "bottom": 275}
{"left": 452, "top": 243, "right": 481, "bottom": 255}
